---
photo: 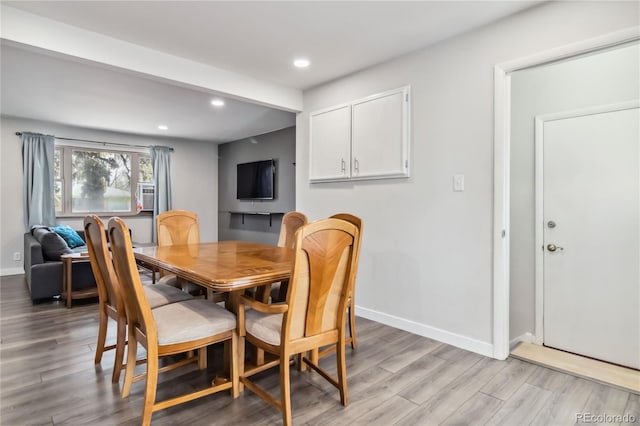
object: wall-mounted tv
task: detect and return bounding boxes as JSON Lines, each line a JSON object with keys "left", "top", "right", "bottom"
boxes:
{"left": 237, "top": 159, "right": 275, "bottom": 200}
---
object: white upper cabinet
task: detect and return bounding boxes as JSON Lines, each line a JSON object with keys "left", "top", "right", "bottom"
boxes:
{"left": 309, "top": 104, "right": 352, "bottom": 181}
{"left": 352, "top": 88, "right": 409, "bottom": 179}
{"left": 309, "top": 86, "right": 410, "bottom": 183}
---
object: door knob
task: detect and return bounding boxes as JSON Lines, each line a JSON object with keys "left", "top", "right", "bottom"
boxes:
{"left": 547, "top": 244, "right": 564, "bottom": 252}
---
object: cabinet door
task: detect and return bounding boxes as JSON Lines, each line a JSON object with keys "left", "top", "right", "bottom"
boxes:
{"left": 309, "top": 104, "right": 351, "bottom": 182}
{"left": 351, "top": 87, "right": 409, "bottom": 179}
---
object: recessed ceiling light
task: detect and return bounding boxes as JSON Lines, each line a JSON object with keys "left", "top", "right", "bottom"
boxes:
{"left": 157, "top": 124, "right": 168, "bottom": 130}
{"left": 293, "top": 58, "right": 310, "bottom": 68}
{"left": 211, "top": 99, "right": 225, "bottom": 107}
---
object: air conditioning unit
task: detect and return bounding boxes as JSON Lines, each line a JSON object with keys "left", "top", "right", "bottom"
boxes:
{"left": 137, "top": 183, "right": 155, "bottom": 212}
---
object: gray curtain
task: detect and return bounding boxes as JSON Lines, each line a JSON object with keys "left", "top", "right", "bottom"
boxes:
{"left": 22, "top": 132, "right": 56, "bottom": 231}
{"left": 151, "top": 145, "right": 172, "bottom": 242}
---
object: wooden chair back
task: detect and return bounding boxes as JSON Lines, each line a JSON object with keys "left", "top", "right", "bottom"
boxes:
{"left": 109, "top": 217, "right": 155, "bottom": 344}
{"left": 329, "top": 213, "right": 363, "bottom": 351}
{"left": 330, "top": 213, "right": 363, "bottom": 271}
{"left": 277, "top": 211, "right": 308, "bottom": 248}
{"left": 156, "top": 210, "right": 200, "bottom": 247}
{"left": 84, "top": 215, "right": 124, "bottom": 313}
{"left": 330, "top": 214, "right": 363, "bottom": 293}
{"left": 284, "top": 218, "right": 358, "bottom": 341}
{"left": 259, "top": 212, "right": 308, "bottom": 303}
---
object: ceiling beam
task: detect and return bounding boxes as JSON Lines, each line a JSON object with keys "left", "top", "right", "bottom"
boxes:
{"left": 0, "top": 5, "right": 303, "bottom": 112}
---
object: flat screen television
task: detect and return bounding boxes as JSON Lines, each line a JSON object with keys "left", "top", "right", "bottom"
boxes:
{"left": 236, "top": 159, "right": 275, "bottom": 200}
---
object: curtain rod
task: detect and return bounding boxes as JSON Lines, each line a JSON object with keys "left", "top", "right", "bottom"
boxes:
{"left": 15, "top": 132, "right": 174, "bottom": 152}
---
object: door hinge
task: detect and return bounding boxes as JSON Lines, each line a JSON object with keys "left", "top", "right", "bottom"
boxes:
{"left": 405, "top": 94, "right": 409, "bottom": 102}
{"left": 502, "top": 230, "right": 506, "bottom": 238}
{"left": 405, "top": 160, "right": 409, "bottom": 168}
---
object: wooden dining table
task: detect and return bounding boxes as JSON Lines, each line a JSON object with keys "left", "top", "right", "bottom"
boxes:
{"left": 132, "top": 240, "right": 294, "bottom": 307}
{"left": 133, "top": 240, "right": 294, "bottom": 381}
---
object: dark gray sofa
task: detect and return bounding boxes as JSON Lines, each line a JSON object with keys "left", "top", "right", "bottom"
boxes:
{"left": 24, "top": 229, "right": 96, "bottom": 303}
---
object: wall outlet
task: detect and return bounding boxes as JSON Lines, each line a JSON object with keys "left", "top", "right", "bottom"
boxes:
{"left": 13, "top": 252, "right": 21, "bottom": 261}
{"left": 453, "top": 174, "right": 465, "bottom": 192}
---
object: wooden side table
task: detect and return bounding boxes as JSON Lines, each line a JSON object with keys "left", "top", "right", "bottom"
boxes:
{"left": 60, "top": 252, "right": 98, "bottom": 308}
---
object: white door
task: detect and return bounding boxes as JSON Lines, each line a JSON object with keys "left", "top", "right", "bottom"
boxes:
{"left": 540, "top": 104, "right": 640, "bottom": 369}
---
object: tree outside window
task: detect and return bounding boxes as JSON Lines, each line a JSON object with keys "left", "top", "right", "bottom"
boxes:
{"left": 56, "top": 145, "right": 152, "bottom": 216}
{"left": 72, "top": 150, "right": 131, "bottom": 212}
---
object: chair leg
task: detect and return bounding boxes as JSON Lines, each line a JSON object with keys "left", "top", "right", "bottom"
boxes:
{"left": 278, "top": 280, "right": 289, "bottom": 303}
{"left": 238, "top": 334, "right": 245, "bottom": 393}
{"left": 336, "top": 336, "right": 348, "bottom": 406}
{"left": 348, "top": 300, "right": 357, "bottom": 350}
{"left": 198, "top": 347, "right": 207, "bottom": 370}
{"left": 112, "top": 317, "right": 127, "bottom": 383}
{"left": 298, "top": 351, "right": 309, "bottom": 371}
{"left": 94, "top": 306, "right": 108, "bottom": 364}
{"left": 231, "top": 331, "right": 239, "bottom": 399}
{"left": 122, "top": 326, "right": 138, "bottom": 398}
{"left": 280, "top": 351, "right": 292, "bottom": 426}
{"left": 141, "top": 350, "right": 159, "bottom": 426}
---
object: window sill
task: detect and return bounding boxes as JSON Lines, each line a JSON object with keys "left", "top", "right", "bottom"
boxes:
{"left": 56, "top": 211, "right": 153, "bottom": 219}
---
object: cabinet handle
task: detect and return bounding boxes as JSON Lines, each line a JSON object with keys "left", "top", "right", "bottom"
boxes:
{"left": 341, "top": 158, "right": 346, "bottom": 174}
{"left": 354, "top": 158, "right": 359, "bottom": 173}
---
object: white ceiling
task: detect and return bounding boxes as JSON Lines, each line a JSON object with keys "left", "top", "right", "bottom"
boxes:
{"left": 1, "top": 1, "right": 541, "bottom": 143}
{"left": 1, "top": 43, "right": 296, "bottom": 143}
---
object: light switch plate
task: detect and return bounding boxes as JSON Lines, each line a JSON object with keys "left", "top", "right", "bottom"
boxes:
{"left": 453, "top": 174, "right": 465, "bottom": 192}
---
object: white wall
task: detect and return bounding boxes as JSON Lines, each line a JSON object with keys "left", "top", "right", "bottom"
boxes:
{"left": 0, "top": 116, "right": 218, "bottom": 275}
{"left": 296, "top": 1, "right": 640, "bottom": 356}
{"left": 509, "top": 43, "right": 640, "bottom": 340}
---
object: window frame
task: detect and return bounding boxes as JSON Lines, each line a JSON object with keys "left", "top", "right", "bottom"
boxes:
{"left": 55, "top": 144, "right": 152, "bottom": 217}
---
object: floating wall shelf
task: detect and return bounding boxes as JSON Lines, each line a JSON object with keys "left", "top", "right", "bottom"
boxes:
{"left": 228, "top": 211, "right": 285, "bottom": 226}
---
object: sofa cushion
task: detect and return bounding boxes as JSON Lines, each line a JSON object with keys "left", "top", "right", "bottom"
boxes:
{"left": 32, "top": 227, "right": 73, "bottom": 261}
{"left": 51, "top": 225, "right": 85, "bottom": 248}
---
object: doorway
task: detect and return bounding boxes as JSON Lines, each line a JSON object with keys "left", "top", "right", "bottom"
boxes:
{"left": 492, "top": 29, "right": 640, "bottom": 361}
{"left": 535, "top": 103, "right": 639, "bottom": 369}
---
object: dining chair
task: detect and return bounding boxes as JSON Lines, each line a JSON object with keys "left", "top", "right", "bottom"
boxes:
{"left": 298, "top": 214, "right": 363, "bottom": 369}
{"left": 326, "top": 213, "right": 363, "bottom": 353}
{"left": 108, "top": 217, "right": 239, "bottom": 426}
{"left": 237, "top": 218, "right": 359, "bottom": 426}
{"left": 156, "top": 210, "right": 213, "bottom": 298}
{"left": 156, "top": 209, "right": 200, "bottom": 247}
{"left": 256, "top": 211, "right": 308, "bottom": 304}
{"left": 84, "top": 215, "right": 193, "bottom": 383}
{"left": 250, "top": 211, "right": 307, "bottom": 366}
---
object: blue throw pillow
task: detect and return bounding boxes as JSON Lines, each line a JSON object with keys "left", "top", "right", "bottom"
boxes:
{"left": 51, "top": 225, "right": 85, "bottom": 248}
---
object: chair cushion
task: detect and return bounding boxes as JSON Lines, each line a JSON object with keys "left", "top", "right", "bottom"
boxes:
{"left": 144, "top": 283, "right": 193, "bottom": 309}
{"left": 152, "top": 299, "right": 236, "bottom": 346}
{"left": 245, "top": 309, "right": 283, "bottom": 346}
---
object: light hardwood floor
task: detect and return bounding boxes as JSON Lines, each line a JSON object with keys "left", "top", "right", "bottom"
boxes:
{"left": 511, "top": 342, "right": 640, "bottom": 393}
{"left": 1, "top": 273, "right": 638, "bottom": 425}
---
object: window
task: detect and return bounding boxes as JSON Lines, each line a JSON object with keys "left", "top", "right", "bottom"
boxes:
{"left": 54, "top": 149, "right": 63, "bottom": 213}
{"left": 55, "top": 145, "right": 152, "bottom": 216}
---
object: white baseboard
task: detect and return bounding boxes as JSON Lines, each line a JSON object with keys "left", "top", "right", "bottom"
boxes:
{"left": 0, "top": 267, "right": 24, "bottom": 277}
{"left": 510, "top": 332, "right": 535, "bottom": 349}
{"left": 356, "top": 305, "right": 494, "bottom": 358}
